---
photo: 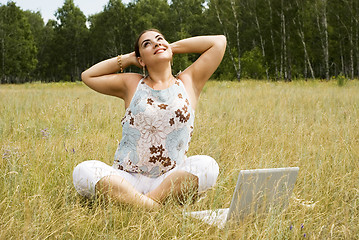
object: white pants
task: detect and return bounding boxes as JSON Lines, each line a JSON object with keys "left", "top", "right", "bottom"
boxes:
{"left": 73, "top": 155, "right": 219, "bottom": 199}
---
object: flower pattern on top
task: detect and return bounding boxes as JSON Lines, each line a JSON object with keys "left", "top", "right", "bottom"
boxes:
{"left": 166, "top": 126, "right": 190, "bottom": 165}
{"left": 114, "top": 122, "right": 141, "bottom": 165}
{"left": 136, "top": 111, "right": 172, "bottom": 144}
{"left": 114, "top": 78, "right": 194, "bottom": 178}
{"left": 130, "top": 89, "right": 148, "bottom": 115}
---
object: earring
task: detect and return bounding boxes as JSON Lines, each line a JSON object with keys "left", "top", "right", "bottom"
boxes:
{"left": 142, "top": 66, "right": 146, "bottom": 76}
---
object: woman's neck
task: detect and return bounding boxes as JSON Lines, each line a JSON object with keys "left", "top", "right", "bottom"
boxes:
{"left": 146, "top": 62, "right": 174, "bottom": 89}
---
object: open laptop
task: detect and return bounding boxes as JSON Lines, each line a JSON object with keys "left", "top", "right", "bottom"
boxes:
{"left": 185, "top": 167, "right": 299, "bottom": 229}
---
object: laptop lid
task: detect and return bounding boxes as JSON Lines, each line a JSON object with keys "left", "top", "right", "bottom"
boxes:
{"left": 226, "top": 167, "right": 299, "bottom": 222}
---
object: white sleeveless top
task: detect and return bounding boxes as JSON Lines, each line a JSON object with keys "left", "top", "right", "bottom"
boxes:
{"left": 113, "top": 78, "right": 195, "bottom": 177}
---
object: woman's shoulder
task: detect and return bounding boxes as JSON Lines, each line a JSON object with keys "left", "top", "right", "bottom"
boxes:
{"left": 121, "top": 73, "right": 144, "bottom": 107}
{"left": 123, "top": 73, "right": 143, "bottom": 88}
{"left": 176, "top": 71, "right": 195, "bottom": 91}
{"left": 123, "top": 72, "right": 143, "bottom": 81}
{"left": 176, "top": 71, "right": 198, "bottom": 109}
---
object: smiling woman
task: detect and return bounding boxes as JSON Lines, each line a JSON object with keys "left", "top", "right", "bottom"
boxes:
{"left": 73, "top": 29, "right": 226, "bottom": 209}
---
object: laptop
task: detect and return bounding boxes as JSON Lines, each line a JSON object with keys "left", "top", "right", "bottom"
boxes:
{"left": 185, "top": 167, "right": 299, "bottom": 229}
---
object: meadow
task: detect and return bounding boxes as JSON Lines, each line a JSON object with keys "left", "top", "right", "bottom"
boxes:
{"left": 0, "top": 80, "right": 358, "bottom": 239}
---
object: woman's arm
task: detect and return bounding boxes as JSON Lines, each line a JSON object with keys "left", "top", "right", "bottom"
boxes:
{"left": 170, "top": 35, "right": 226, "bottom": 98}
{"left": 81, "top": 52, "right": 141, "bottom": 98}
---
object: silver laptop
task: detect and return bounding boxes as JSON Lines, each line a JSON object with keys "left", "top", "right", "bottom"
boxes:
{"left": 185, "top": 167, "right": 299, "bottom": 229}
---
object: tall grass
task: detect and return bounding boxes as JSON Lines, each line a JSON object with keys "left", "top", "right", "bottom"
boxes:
{"left": 0, "top": 80, "right": 358, "bottom": 239}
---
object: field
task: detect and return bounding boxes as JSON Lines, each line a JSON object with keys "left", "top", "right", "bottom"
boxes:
{"left": 0, "top": 80, "right": 358, "bottom": 239}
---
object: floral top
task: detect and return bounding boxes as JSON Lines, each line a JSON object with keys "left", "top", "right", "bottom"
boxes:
{"left": 113, "top": 78, "right": 195, "bottom": 178}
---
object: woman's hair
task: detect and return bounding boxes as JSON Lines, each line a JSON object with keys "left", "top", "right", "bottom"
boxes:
{"left": 134, "top": 29, "right": 163, "bottom": 58}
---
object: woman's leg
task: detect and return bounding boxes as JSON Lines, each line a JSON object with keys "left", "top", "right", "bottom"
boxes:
{"left": 145, "top": 170, "right": 198, "bottom": 203}
{"left": 179, "top": 155, "right": 219, "bottom": 192}
{"left": 73, "top": 160, "right": 159, "bottom": 210}
{"left": 145, "top": 155, "right": 219, "bottom": 203}
{"left": 96, "top": 175, "right": 160, "bottom": 210}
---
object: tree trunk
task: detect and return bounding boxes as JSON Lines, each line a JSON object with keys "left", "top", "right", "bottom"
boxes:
{"left": 356, "top": 16, "right": 359, "bottom": 78}
{"left": 355, "top": 0, "right": 359, "bottom": 78}
{"left": 349, "top": 2, "right": 354, "bottom": 79}
{"left": 230, "top": 0, "right": 241, "bottom": 81}
{"left": 349, "top": 25, "right": 354, "bottom": 79}
{"left": 340, "top": 40, "right": 345, "bottom": 75}
{"left": 297, "top": 28, "right": 315, "bottom": 80}
{"left": 266, "top": 0, "right": 278, "bottom": 80}
{"left": 280, "top": 0, "right": 288, "bottom": 81}
{"left": 287, "top": 33, "right": 292, "bottom": 81}
{"left": 214, "top": 1, "right": 241, "bottom": 81}
{"left": 316, "top": 0, "right": 330, "bottom": 80}
{"left": 294, "top": 0, "right": 315, "bottom": 80}
{"left": 254, "top": 12, "right": 269, "bottom": 80}
{"left": 1, "top": 38, "right": 4, "bottom": 84}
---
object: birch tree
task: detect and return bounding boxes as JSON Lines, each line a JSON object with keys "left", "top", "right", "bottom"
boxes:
{"left": 315, "top": 0, "right": 330, "bottom": 80}
{"left": 212, "top": 0, "right": 241, "bottom": 81}
{"left": 280, "top": 0, "right": 288, "bottom": 81}
{"left": 264, "top": 0, "right": 277, "bottom": 80}
{"left": 246, "top": 0, "right": 269, "bottom": 79}
{"left": 294, "top": 0, "right": 315, "bottom": 80}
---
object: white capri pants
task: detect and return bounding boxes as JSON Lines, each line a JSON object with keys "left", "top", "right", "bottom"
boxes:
{"left": 73, "top": 155, "right": 219, "bottom": 199}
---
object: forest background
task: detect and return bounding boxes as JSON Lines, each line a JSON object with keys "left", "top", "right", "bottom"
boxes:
{"left": 0, "top": 0, "right": 359, "bottom": 83}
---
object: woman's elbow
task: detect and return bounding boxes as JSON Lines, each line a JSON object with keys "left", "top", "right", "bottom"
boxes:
{"left": 214, "top": 35, "right": 226, "bottom": 53}
{"left": 81, "top": 70, "right": 90, "bottom": 83}
{"left": 217, "top": 35, "right": 227, "bottom": 48}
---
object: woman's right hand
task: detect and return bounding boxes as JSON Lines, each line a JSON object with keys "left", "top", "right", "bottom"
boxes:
{"left": 126, "top": 52, "right": 142, "bottom": 68}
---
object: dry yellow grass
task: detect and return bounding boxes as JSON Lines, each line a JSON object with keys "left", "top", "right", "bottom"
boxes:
{"left": 0, "top": 80, "right": 358, "bottom": 239}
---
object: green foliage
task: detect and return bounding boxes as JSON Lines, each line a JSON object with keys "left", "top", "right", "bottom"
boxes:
{"left": 89, "top": 0, "right": 130, "bottom": 61}
{"left": 1, "top": 0, "right": 359, "bottom": 82}
{"left": 0, "top": 2, "right": 37, "bottom": 83}
{"left": 133, "top": 0, "right": 170, "bottom": 33}
{"left": 53, "top": 0, "right": 89, "bottom": 82}
{"left": 241, "top": 47, "right": 266, "bottom": 79}
{"left": 334, "top": 74, "right": 348, "bottom": 87}
{"left": 23, "top": 10, "right": 46, "bottom": 80}
{"left": 35, "top": 20, "right": 58, "bottom": 82}
{"left": 216, "top": 54, "right": 237, "bottom": 80}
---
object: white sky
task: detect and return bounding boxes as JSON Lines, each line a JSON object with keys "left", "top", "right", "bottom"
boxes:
{"left": 0, "top": 0, "right": 132, "bottom": 24}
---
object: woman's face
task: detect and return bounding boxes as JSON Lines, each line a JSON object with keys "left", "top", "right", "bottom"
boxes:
{"left": 137, "top": 31, "right": 172, "bottom": 67}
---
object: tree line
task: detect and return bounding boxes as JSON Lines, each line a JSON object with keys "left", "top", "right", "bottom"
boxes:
{"left": 0, "top": 0, "right": 358, "bottom": 83}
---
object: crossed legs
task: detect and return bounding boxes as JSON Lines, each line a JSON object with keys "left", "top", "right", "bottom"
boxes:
{"left": 73, "top": 156, "right": 218, "bottom": 209}
{"left": 95, "top": 170, "right": 199, "bottom": 210}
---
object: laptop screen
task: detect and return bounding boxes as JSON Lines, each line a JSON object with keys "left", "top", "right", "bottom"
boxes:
{"left": 227, "top": 167, "right": 299, "bottom": 222}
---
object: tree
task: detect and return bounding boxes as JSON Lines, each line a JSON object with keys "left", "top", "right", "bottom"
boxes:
{"left": 241, "top": 47, "right": 266, "bottom": 79}
{"left": 2, "top": 0, "right": 359, "bottom": 83}
{"left": 293, "top": 0, "right": 315, "bottom": 80}
{"left": 88, "top": 0, "right": 129, "bottom": 63}
{"left": 53, "top": 0, "right": 89, "bottom": 81}
{"left": 209, "top": 0, "right": 242, "bottom": 81}
{"left": 169, "top": 0, "right": 206, "bottom": 74}
{"left": 315, "top": 0, "right": 330, "bottom": 80}
{"left": 0, "top": 2, "right": 37, "bottom": 83}
{"left": 23, "top": 10, "right": 47, "bottom": 80}
{"left": 131, "top": 0, "right": 170, "bottom": 34}
{"left": 35, "top": 20, "right": 58, "bottom": 82}
{"left": 265, "top": 0, "right": 279, "bottom": 80}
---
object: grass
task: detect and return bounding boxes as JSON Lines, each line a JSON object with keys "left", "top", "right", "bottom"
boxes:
{"left": 0, "top": 79, "right": 358, "bottom": 239}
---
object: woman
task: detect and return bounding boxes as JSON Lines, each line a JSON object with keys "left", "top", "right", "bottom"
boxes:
{"left": 73, "top": 29, "right": 226, "bottom": 209}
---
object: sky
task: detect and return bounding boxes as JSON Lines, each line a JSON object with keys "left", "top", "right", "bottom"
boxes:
{"left": 0, "top": 0, "right": 132, "bottom": 23}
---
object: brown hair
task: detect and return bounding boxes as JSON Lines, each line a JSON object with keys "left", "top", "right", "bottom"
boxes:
{"left": 134, "top": 29, "right": 163, "bottom": 58}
